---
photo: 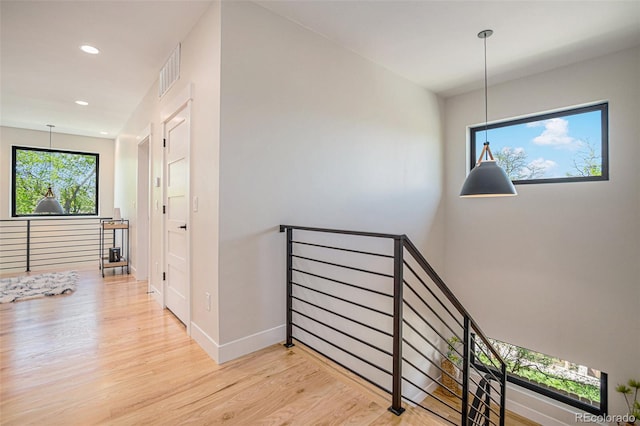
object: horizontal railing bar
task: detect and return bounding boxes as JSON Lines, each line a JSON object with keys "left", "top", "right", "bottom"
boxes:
{"left": 293, "top": 268, "right": 393, "bottom": 298}
{"left": 469, "top": 360, "right": 503, "bottom": 397}
{"left": 30, "top": 259, "right": 96, "bottom": 267}
{"left": 401, "top": 325, "right": 462, "bottom": 389}
{"left": 0, "top": 263, "right": 25, "bottom": 268}
{"left": 470, "top": 344, "right": 500, "bottom": 382}
{"left": 32, "top": 243, "right": 100, "bottom": 251}
{"left": 401, "top": 369, "right": 462, "bottom": 415}
{"left": 0, "top": 244, "right": 27, "bottom": 253}
{"left": 292, "top": 323, "right": 393, "bottom": 376}
{"left": 30, "top": 235, "right": 100, "bottom": 241}
{"left": 0, "top": 239, "right": 28, "bottom": 243}
{"left": 463, "top": 365, "right": 502, "bottom": 408}
{"left": 401, "top": 394, "right": 458, "bottom": 426}
{"left": 403, "top": 238, "right": 505, "bottom": 365}
{"left": 32, "top": 247, "right": 99, "bottom": 255}
{"left": 292, "top": 240, "right": 394, "bottom": 259}
{"left": 470, "top": 336, "right": 505, "bottom": 386}
{"left": 404, "top": 280, "right": 462, "bottom": 342}
{"left": 291, "top": 337, "right": 392, "bottom": 396}
{"left": 468, "top": 395, "right": 500, "bottom": 426}
{"left": 292, "top": 296, "right": 392, "bottom": 337}
{"left": 402, "top": 335, "right": 462, "bottom": 389}
{"left": 402, "top": 301, "right": 455, "bottom": 362}
{"left": 292, "top": 309, "right": 393, "bottom": 357}
{"left": 401, "top": 355, "right": 462, "bottom": 408}
{"left": 468, "top": 389, "right": 502, "bottom": 423}
{"left": 464, "top": 374, "right": 502, "bottom": 420}
{"left": 31, "top": 260, "right": 97, "bottom": 268}
{"left": 404, "top": 261, "right": 464, "bottom": 330}
{"left": 30, "top": 223, "right": 101, "bottom": 228}
{"left": 31, "top": 251, "right": 99, "bottom": 261}
{"left": 0, "top": 254, "right": 28, "bottom": 259}
{"left": 292, "top": 255, "right": 393, "bottom": 278}
{"left": 280, "top": 224, "right": 402, "bottom": 240}
{"left": 30, "top": 254, "right": 97, "bottom": 262}
{"left": 0, "top": 231, "right": 28, "bottom": 235}
{"left": 292, "top": 281, "right": 393, "bottom": 318}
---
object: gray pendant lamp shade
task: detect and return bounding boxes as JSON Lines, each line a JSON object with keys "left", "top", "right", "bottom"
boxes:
{"left": 460, "top": 30, "right": 517, "bottom": 198}
{"left": 34, "top": 125, "right": 65, "bottom": 214}
{"left": 460, "top": 159, "right": 517, "bottom": 197}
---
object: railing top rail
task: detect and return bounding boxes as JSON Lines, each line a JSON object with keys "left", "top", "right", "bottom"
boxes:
{"left": 280, "top": 224, "right": 404, "bottom": 240}
{"left": 402, "top": 238, "right": 505, "bottom": 365}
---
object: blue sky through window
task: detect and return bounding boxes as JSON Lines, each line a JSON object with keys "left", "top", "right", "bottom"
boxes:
{"left": 472, "top": 106, "right": 606, "bottom": 181}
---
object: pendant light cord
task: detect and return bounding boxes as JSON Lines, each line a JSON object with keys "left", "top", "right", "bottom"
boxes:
{"left": 484, "top": 35, "right": 488, "bottom": 147}
{"left": 47, "top": 124, "right": 54, "bottom": 188}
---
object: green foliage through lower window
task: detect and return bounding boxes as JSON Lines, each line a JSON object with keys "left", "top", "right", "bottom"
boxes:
{"left": 475, "top": 338, "right": 603, "bottom": 405}
{"left": 12, "top": 146, "right": 99, "bottom": 216}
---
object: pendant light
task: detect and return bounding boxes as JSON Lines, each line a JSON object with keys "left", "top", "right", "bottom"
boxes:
{"left": 34, "top": 124, "right": 65, "bottom": 214}
{"left": 460, "top": 30, "right": 517, "bottom": 198}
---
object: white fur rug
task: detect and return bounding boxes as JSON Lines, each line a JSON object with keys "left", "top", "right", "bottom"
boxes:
{"left": 0, "top": 271, "right": 78, "bottom": 303}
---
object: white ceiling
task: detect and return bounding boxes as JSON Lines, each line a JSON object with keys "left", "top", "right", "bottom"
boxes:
{"left": 257, "top": 0, "right": 640, "bottom": 96}
{"left": 0, "top": 0, "right": 212, "bottom": 138}
{"left": 2, "top": 1, "right": 639, "bottom": 139}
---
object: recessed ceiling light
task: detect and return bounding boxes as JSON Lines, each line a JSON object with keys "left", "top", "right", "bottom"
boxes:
{"left": 75, "top": 100, "right": 89, "bottom": 106}
{"left": 100, "top": 131, "right": 108, "bottom": 135}
{"left": 80, "top": 45, "right": 99, "bottom": 54}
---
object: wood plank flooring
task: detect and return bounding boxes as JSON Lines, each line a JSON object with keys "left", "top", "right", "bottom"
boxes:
{"left": 0, "top": 270, "right": 538, "bottom": 425}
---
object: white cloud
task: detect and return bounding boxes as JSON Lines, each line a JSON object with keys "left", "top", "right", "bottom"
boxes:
{"left": 531, "top": 118, "right": 577, "bottom": 147}
{"left": 527, "top": 158, "right": 557, "bottom": 176}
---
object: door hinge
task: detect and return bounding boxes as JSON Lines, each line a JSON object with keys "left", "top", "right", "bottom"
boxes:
{"left": 163, "top": 272, "right": 166, "bottom": 281}
{"left": 163, "top": 138, "right": 166, "bottom": 148}
{"left": 163, "top": 205, "right": 166, "bottom": 214}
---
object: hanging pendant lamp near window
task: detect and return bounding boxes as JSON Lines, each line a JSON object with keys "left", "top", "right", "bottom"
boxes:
{"left": 34, "top": 124, "right": 65, "bottom": 214}
{"left": 460, "top": 30, "right": 517, "bottom": 198}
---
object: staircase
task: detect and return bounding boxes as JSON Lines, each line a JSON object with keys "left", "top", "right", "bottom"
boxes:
{"left": 280, "top": 225, "right": 507, "bottom": 426}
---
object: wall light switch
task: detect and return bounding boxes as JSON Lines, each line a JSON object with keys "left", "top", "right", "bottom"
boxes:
{"left": 193, "top": 196, "right": 198, "bottom": 212}
{"left": 205, "top": 292, "right": 211, "bottom": 311}
{"left": 155, "top": 177, "right": 161, "bottom": 187}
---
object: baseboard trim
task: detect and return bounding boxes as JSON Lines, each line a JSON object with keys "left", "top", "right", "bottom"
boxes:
{"left": 218, "top": 325, "right": 286, "bottom": 364}
{"left": 190, "top": 321, "right": 220, "bottom": 363}
{"left": 190, "top": 323, "right": 286, "bottom": 365}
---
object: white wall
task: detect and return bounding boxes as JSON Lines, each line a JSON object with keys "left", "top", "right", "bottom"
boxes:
{"left": 443, "top": 47, "right": 640, "bottom": 421}
{"left": 216, "top": 1, "right": 444, "bottom": 359}
{"left": 0, "top": 126, "right": 114, "bottom": 219}
{"left": 114, "top": 1, "right": 221, "bottom": 343}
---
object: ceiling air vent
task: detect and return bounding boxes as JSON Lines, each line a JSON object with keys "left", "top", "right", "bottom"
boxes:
{"left": 159, "top": 44, "right": 180, "bottom": 98}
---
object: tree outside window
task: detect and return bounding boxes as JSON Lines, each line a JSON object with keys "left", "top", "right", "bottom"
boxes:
{"left": 12, "top": 146, "right": 99, "bottom": 216}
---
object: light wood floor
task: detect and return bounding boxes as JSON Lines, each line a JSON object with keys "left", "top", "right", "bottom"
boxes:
{"left": 0, "top": 270, "right": 538, "bottom": 425}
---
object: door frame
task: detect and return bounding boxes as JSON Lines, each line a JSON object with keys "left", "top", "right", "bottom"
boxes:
{"left": 161, "top": 84, "right": 193, "bottom": 334}
{"left": 136, "top": 125, "right": 151, "bottom": 283}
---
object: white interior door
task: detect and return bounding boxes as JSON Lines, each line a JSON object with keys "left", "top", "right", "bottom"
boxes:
{"left": 164, "top": 105, "right": 190, "bottom": 327}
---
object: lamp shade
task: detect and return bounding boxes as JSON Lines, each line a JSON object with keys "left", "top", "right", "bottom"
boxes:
{"left": 34, "top": 187, "right": 65, "bottom": 213}
{"left": 460, "top": 160, "right": 517, "bottom": 197}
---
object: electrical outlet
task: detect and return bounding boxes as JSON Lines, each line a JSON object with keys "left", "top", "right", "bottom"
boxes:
{"left": 205, "top": 292, "right": 211, "bottom": 311}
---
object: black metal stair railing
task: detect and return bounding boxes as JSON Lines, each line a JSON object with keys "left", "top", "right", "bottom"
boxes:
{"left": 0, "top": 217, "right": 113, "bottom": 272}
{"left": 280, "top": 225, "right": 507, "bottom": 426}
